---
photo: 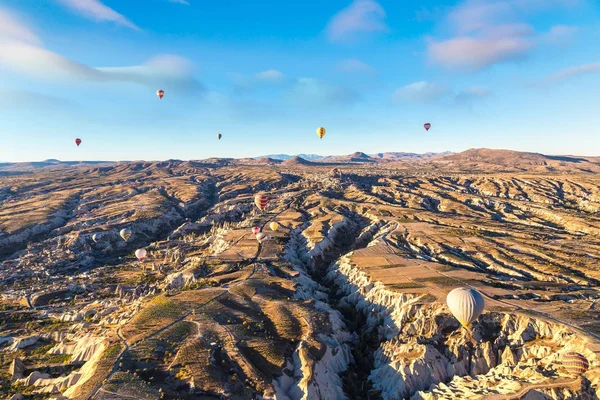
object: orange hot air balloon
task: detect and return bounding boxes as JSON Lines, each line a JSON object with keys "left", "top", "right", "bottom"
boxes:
{"left": 75, "top": 138, "right": 82, "bottom": 147}
{"left": 424, "top": 123, "right": 431, "bottom": 131}
{"left": 254, "top": 194, "right": 269, "bottom": 211}
{"left": 252, "top": 227, "right": 260, "bottom": 235}
{"left": 156, "top": 89, "right": 165, "bottom": 99}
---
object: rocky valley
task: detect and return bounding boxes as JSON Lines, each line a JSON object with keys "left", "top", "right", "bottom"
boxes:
{"left": 0, "top": 149, "right": 599, "bottom": 399}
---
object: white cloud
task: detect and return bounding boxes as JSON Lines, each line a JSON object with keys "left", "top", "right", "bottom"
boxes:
{"left": 392, "top": 81, "right": 449, "bottom": 103}
{"left": 337, "top": 59, "right": 374, "bottom": 73}
{"left": 254, "top": 69, "right": 287, "bottom": 84}
{"left": 326, "top": 0, "right": 388, "bottom": 42}
{"left": 427, "top": 0, "right": 582, "bottom": 71}
{"left": 0, "top": 10, "right": 201, "bottom": 94}
{"left": 543, "top": 25, "right": 579, "bottom": 45}
{"left": 393, "top": 81, "right": 491, "bottom": 105}
{"left": 544, "top": 62, "right": 600, "bottom": 82}
{"left": 288, "top": 78, "right": 360, "bottom": 107}
{"left": 454, "top": 86, "right": 492, "bottom": 103}
{"left": 55, "top": 0, "right": 140, "bottom": 30}
{"left": 428, "top": 35, "right": 533, "bottom": 70}
{"left": 168, "top": 0, "right": 190, "bottom": 4}
{"left": 0, "top": 7, "right": 41, "bottom": 45}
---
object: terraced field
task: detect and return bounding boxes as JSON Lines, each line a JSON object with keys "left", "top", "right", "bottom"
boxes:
{"left": 1, "top": 150, "right": 600, "bottom": 399}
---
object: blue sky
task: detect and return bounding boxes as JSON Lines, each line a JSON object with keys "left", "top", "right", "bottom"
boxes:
{"left": 0, "top": 0, "right": 599, "bottom": 162}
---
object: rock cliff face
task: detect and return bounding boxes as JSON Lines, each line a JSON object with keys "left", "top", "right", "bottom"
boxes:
{"left": 272, "top": 227, "right": 355, "bottom": 400}
{"left": 327, "top": 252, "right": 600, "bottom": 399}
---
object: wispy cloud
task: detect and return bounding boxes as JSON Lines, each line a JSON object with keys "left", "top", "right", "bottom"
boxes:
{"left": 168, "top": 0, "right": 190, "bottom": 4}
{"left": 454, "top": 86, "right": 492, "bottom": 104}
{"left": 254, "top": 69, "right": 287, "bottom": 84}
{"left": 326, "top": 0, "right": 388, "bottom": 43}
{"left": 393, "top": 81, "right": 490, "bottom": 105}
{"left": 543, "top": 62, "right": 600, "bottom": 83}
{"left": 55, "top": 0, "right": 140, "bottom": 30}
{"left": 0, "top": 8, "right": 201, "bottom": 94}
{"left": 232, "top": 69, "right": 288, "bottom": 94}
{"left": 427, "top": 0, "right": 582, "bottom": 71}
{"left": 542, "top": 25, "right": 579, "bottom": 45}
{"left": 288, "top": 78, "right": 360, "bottom": 108}
{"left": 0, "top": 7, "right": 41, "bottom": 45}
{"left": 0, "top": 87, "right": 74, "bottom": 111}
{"left": 392, "top": 81, "right": 449, "bottom": 103}
{"left": 337, "top": 58, "right": 375, "bottom": 73}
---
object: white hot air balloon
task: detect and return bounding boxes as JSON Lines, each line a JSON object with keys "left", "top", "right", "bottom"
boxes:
{"left": 135, "top": 248, "right": 147, "bottom": 261}
{"left": 446, "top": 287, "right": 485, "bottom": 329}
{"left": 92, "top": 233, "right": 100, "bottom": 243}
{"left": 255, "top": 232, "right": 268, "bottom": 243}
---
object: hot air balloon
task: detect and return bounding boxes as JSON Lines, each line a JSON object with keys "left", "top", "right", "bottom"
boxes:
{"left": 252, "top": 227, "right": 260, "bottom": 235}
{"left": 92, "top": 233, "right": 100, "bottom": 243}
{"left": 75, "top": 138, "right": 82, "bottom": 147}
{"left": 562, "top": 352, "right": 589, "bottom": 376}
{"left": 254, "top": 194, "right": 269, "bottom": 212}
{"left": 217, "top": 133, "right": 222, "bottom": 140}
{"left": 316, "top": 127, "right": 326, "bottom": 140}
{"left": 424, "top": 123, "right": 431, "bottom": 131}
{"left": 120, "top": 228, "right": 132, "bottom": 241}
{"left": 156, "top": 89, "right": 164, "bottom": 100}
{"left": 135, "top": 248, "right": 147, "bottom": 261}
{"left": 446, "top": 287, "right": 485, "bottom": 329}
{"left": 270, "top": 222, "right": 279, "bottom": 232}
{"left": 255, "top": 232, "right": 268, "bottom": 243}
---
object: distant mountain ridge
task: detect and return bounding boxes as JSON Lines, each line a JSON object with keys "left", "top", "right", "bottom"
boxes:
{"left": 254, "top": 154, "right": 323, "bottom": 161}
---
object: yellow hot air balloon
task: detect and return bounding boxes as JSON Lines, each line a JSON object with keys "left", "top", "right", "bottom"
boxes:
{"left": 120, "top": 228, "right": 132, "bottom": 241}
{"left": 270, "top": 222, "right": 279, "bottom": 232}
{"left": 316, "top": 127, "right": 326, "bottom": 139}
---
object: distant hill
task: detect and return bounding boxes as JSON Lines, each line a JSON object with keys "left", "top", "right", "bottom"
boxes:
{"left": 319, "top": 152, "right": 375, "bottom": 163}
{"left": 281, "top": 156, "right": 316, "bottom": 167}
{"left": 431, "top": 148, "right": 600, "bottom": 173}
{"left": 369, "top": 151, "right": 453, "bottom": 161}
{"left": 0, "top": 160, "right": 114, "bottom": 172}
{"left": 255, "top": 154, "right": 323, "bottom": 161}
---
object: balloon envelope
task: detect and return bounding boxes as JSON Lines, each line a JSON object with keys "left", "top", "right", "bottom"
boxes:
{"left": 316, "top": 127, "right": 326, "bottom": 139}
{"left": 92, "top": 233, "right": 99, "bottom": 243}
{"left": 424, "top": 123, "right": 431, "bottom": 131}
{"left": 120, "top": 228, "right": 132, "bottom": 241}
{"left": 135, "top": 248, "right": 147, "bottom": 261}
{"left": 255, "top": 232, "right": 268, "bottom": 242}
{"left": 75, "top": 138, "right": 82, "bottom": 147}
{"left": 251, "top": 227, "right": 260, "bottom": 235}
{"left": 562, "top": 352, "right": 589, "bottom": 376}
{"left": 156, "top": 90, "right": 164, "bottom": 99}
{"left": 270, "top": 222, "right": 279, "bottom": 232}
{"left": 254, "top": 194, "right": 269, "bottom": 211}
{"left": 217, "top": 133, "right": 222, "bottom": 140}
{"left": 446, "top": 287, "right": 485, "bottom": 328}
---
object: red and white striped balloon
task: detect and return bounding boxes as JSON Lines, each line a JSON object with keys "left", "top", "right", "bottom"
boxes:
{"left": 251, "top": 227, "right": 260, "bottom": 235}
{"left": 254, "top": 194, "right": 269, "bottom": 211}
{"left": 156, "top": 89, "right": 165, "bottom": 100}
